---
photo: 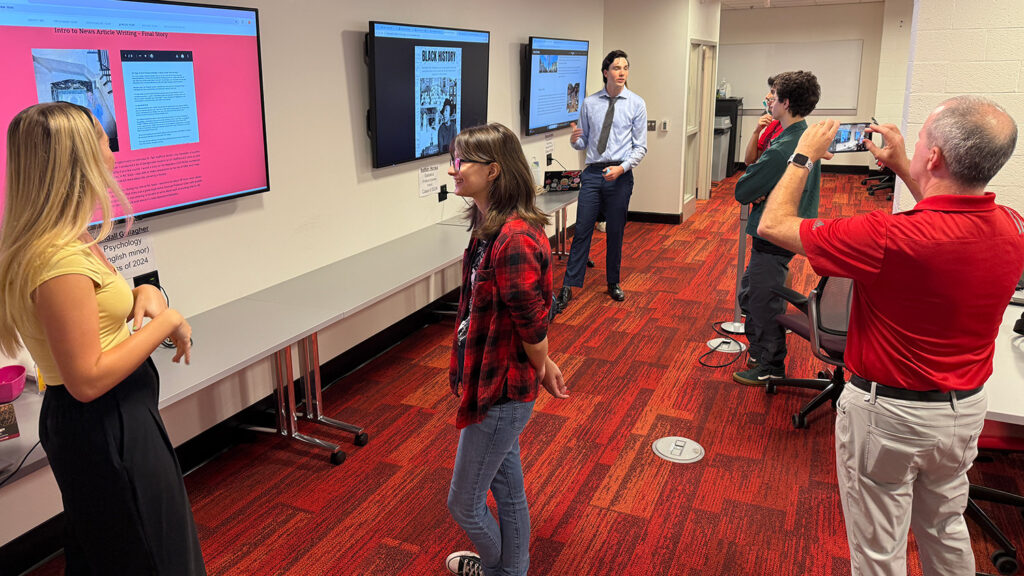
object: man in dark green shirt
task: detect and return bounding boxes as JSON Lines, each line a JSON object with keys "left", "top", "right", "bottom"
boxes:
{"left": 733, "top": 71, "right": 821, "bottom": 385}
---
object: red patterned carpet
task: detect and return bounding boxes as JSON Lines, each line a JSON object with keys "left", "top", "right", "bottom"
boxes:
{"left": 29, "top": 173, "right": 1024, "bottom": 575}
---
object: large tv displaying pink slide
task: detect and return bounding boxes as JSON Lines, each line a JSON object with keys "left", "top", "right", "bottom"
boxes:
{"left": 0, "top": 0, "right": 269, "bottom": 221}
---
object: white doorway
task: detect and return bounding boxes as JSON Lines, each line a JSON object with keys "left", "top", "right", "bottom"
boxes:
{"left": 684, "top": 41, "right": 717, "bottom": 215}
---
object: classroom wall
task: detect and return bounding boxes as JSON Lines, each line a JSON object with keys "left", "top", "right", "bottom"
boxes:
{"left": 897, "top": 0, "right": 1024, "bottom": 213}
{"left": 142, "top": 0, "right": 606, "bottom": 318}
{"left": 603, "top": 0, "right": 721, "bottom": 216}
{"left": 719, "top": 3, "right": 884, "bottom": 168}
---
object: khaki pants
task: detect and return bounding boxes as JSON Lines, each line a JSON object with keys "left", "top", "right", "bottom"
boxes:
{"left": 835, "top": 383, "right": 987, "bottom": 576}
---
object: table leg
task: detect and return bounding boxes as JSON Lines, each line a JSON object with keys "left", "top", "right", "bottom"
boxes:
{"left": 298, "top": 333, "right": 369, "bottom": 447}
{"left": 553, "top": 207, "right": 570, "bottom": 260}
{"left": 241, "top": 345, "right": 347, "bottom": 465}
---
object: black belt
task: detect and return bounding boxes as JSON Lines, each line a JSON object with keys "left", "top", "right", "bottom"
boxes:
{"left": 587, "top": 161, "right": 623, "bottom": 171}
{"left": 850, "top": 374, "right": 983, "bottom": 402}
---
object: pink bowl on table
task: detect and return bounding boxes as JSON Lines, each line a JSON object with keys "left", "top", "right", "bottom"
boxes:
{"left": 0, "top": 365, "right": 27, "bottom": 403}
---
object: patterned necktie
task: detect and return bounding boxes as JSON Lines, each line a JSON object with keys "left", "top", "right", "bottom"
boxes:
{"left": 597, "top": 96, "right": 617, "bottom": 154}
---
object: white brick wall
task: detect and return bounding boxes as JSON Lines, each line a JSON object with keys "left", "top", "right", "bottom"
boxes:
{"left": 897, "top": 0, "right": 1024, "bottom": 212}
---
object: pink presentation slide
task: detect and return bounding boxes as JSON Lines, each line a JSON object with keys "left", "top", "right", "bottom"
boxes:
{"left": 0, "top": 24, "right": 267, "bottom": 220}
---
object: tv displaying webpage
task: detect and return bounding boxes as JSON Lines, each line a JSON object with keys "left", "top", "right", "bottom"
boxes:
{"left": 0, "top": 0, "right": 269, "bottom": 221}
{"left": 368, "top": 22, "right": 489, "bottom": 168}
{"left": 523, "top": 37, "right": 588, "bottom": 136}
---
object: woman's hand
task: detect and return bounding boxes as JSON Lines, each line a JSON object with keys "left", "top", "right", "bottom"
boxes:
{"left": 540, "top": 356, "right": 568, "bottom": 399}
{"left": 129, "top": 284, "right": 167, "bottom": 331}
{"left": 166, "top": 311, "right": 192, "bottom": 365}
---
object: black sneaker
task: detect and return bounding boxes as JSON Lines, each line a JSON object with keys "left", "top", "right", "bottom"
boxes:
{"left": 445, "top": 551, "right": 483, "bottom": 576}
{"left": 733, "top": 365, "right": 785, "bottom": 386}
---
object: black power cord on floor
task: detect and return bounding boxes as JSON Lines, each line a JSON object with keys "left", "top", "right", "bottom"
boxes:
{"left": 698, "top": 321, "right": 745, "bottom": 369}
{"left": 0, "top": 440, "right": 41, "bottom": 488}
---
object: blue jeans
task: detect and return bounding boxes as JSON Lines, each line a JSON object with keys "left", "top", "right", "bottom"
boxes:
{"left": 448, "top": 400, "right": 536, "bottom": 576}
{"left": 563, "top": 166, "right": 634, "bottom": 287}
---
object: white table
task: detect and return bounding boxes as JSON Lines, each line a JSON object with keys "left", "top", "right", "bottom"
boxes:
{"left": 984, "top": 304, "right": 1024, "bottom": 425}
{"left": 0, "top": 223, "right": 473, "bottom": 483}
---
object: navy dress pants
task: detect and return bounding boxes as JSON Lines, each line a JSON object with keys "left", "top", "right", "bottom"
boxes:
{"left": 564, "top": 166, "right": 633, "bottom": 288}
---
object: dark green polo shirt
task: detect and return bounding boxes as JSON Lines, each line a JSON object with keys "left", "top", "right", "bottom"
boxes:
{"left": 735, "top": 119, "right": 821, "bottom": 241}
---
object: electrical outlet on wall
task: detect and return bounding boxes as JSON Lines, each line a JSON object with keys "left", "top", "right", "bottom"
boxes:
{"left": 133, "top": 270, "right": 160, "bottom": 288}
{"left": 647, "top": 120, "right": 656, "bottom": 131}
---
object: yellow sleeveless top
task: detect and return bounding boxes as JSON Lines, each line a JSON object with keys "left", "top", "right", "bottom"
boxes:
{"left": 21, "top": 241, "right": 133, "bottom": 386}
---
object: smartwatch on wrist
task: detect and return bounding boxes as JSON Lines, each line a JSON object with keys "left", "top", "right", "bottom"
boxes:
{"left": 788, "top": 152, "right": 813, "bottom": 170}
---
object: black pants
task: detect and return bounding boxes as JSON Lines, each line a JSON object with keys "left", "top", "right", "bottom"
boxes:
{"left": 39, "top": 359, "right": 205, "bottom": 575}
{"left": 737, "top": 241, "right": 794, "bottom": 369}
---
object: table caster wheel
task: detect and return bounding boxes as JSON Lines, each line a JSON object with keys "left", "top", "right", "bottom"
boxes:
{"left": 330, "top": 450, "right": 347, "bottom": 466}
{"left": 354, "top": 432, "right": 369, "bottom": 446}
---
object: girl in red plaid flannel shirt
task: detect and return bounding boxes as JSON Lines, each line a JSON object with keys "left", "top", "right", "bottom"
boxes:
{"left": 444, "top": 124, "right": 569, "bottom": 576}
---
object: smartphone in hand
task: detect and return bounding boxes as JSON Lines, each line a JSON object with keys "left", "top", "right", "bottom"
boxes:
{"left": 828, "top": 122, "right": 873, "bottom": 153}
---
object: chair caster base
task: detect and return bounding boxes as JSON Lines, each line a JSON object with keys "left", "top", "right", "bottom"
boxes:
{"left": 330, "top": 450, "right": 347, "bottom": 466}
{"left": 354, "top": 432, "right": 369, "bottom": 446}
{"left": 991, "top": 550, "right": 1018, "bottom": 575}
{"left": 792, "top": 414, "right": 808, "bottom": 429}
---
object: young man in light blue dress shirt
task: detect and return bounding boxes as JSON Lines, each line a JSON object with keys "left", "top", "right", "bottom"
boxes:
{"left": 555, "top": 50, "right": 648, "bottom": 313}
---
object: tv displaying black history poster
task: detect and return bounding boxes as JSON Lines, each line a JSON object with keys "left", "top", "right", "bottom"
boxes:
{"left": 367, "top": 22, "right": 490, "bottom": 168}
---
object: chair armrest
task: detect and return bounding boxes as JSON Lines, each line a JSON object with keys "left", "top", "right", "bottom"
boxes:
{"left": 771, "top": 286, "right": 808, "bottom": 314}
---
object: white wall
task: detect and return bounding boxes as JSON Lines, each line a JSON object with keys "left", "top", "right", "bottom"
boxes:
{"left": 146, "top": 0, "right": 605, "bottom": 318}
{"left": 603, "top": 0, "right": 721, "bottom": 216}
{"left": 874, "top": 0, "right": 914, "bottom": 124}
{"left": 897, "top": 0, "right": 1024, "bottom": 213}
{"left": 719, "top": 2, "right": 884, "bottom": 168}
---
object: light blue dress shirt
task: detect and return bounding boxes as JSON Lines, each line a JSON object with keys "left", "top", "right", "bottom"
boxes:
{"left": 570, "top": 87, "right": 648, "bottom": 172}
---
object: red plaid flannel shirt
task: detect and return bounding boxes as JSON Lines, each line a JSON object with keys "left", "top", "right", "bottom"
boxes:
{"left": 449, "top": 217, "right": 552, "bottom": 428}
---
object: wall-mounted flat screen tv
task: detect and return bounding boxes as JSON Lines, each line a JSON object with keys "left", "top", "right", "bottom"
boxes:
{"left": 522, "top": 37, "right": 588, "bottom": 136}
{"left": 367, "top": 22, "right": 490, "bottom": 168}
{"left": 0, "top": 0, "right": 269, "bottom": 221}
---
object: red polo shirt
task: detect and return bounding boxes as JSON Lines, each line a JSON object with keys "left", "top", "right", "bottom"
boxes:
{"left": 800, "top": 193, "right": 1024, "bottom": 392}
{"left": 757, "top": 119, "right": 783, "bottom": 153}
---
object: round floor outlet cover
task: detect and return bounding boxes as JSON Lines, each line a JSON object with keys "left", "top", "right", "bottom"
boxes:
{"left": 652, "top": 436, "right": 705, "bottom": 464}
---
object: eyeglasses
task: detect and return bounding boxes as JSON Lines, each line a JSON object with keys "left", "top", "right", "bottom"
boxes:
{"left": 450, "top": 157, "right": 489, "bottom": 172}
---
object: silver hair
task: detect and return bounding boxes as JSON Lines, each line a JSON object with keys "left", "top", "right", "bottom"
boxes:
{"left": 925, "top": 95, "right": 1017, "bottom": 188}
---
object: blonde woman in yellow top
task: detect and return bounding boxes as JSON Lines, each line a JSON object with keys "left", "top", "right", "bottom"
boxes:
{"left": 0, "top": 102, "right": 204, "bottom": 574}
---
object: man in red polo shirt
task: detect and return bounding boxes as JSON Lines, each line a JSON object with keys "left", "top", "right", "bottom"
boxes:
{"left": 757, "top": 96, "right": 1024, "bottom": 576}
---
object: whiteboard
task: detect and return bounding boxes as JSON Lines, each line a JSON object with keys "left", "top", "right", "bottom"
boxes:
{"left": 718, "top": 39, "right": 863, "bottom": 113}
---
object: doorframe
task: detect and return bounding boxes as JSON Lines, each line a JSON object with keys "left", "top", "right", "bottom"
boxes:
{"left": 695, "top": 40, "right": 717, "bottom": 201}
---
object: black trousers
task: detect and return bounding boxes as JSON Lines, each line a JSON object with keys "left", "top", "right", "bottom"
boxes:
{"left": 737, "top": 241, "right": 794, "bottom": 369}
{"left": 39, "top": 358, "right": 206, "bottom": 575}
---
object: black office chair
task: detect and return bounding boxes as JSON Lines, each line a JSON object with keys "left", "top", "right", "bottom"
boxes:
{"left": 863, "top": 165, "right": 894, "bottom": 200}
{"left": 968, "top": 430, "right": 1024, "bottom": 576}
{"left": 767, "top": 276, "right": 853, "bottom": 429}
